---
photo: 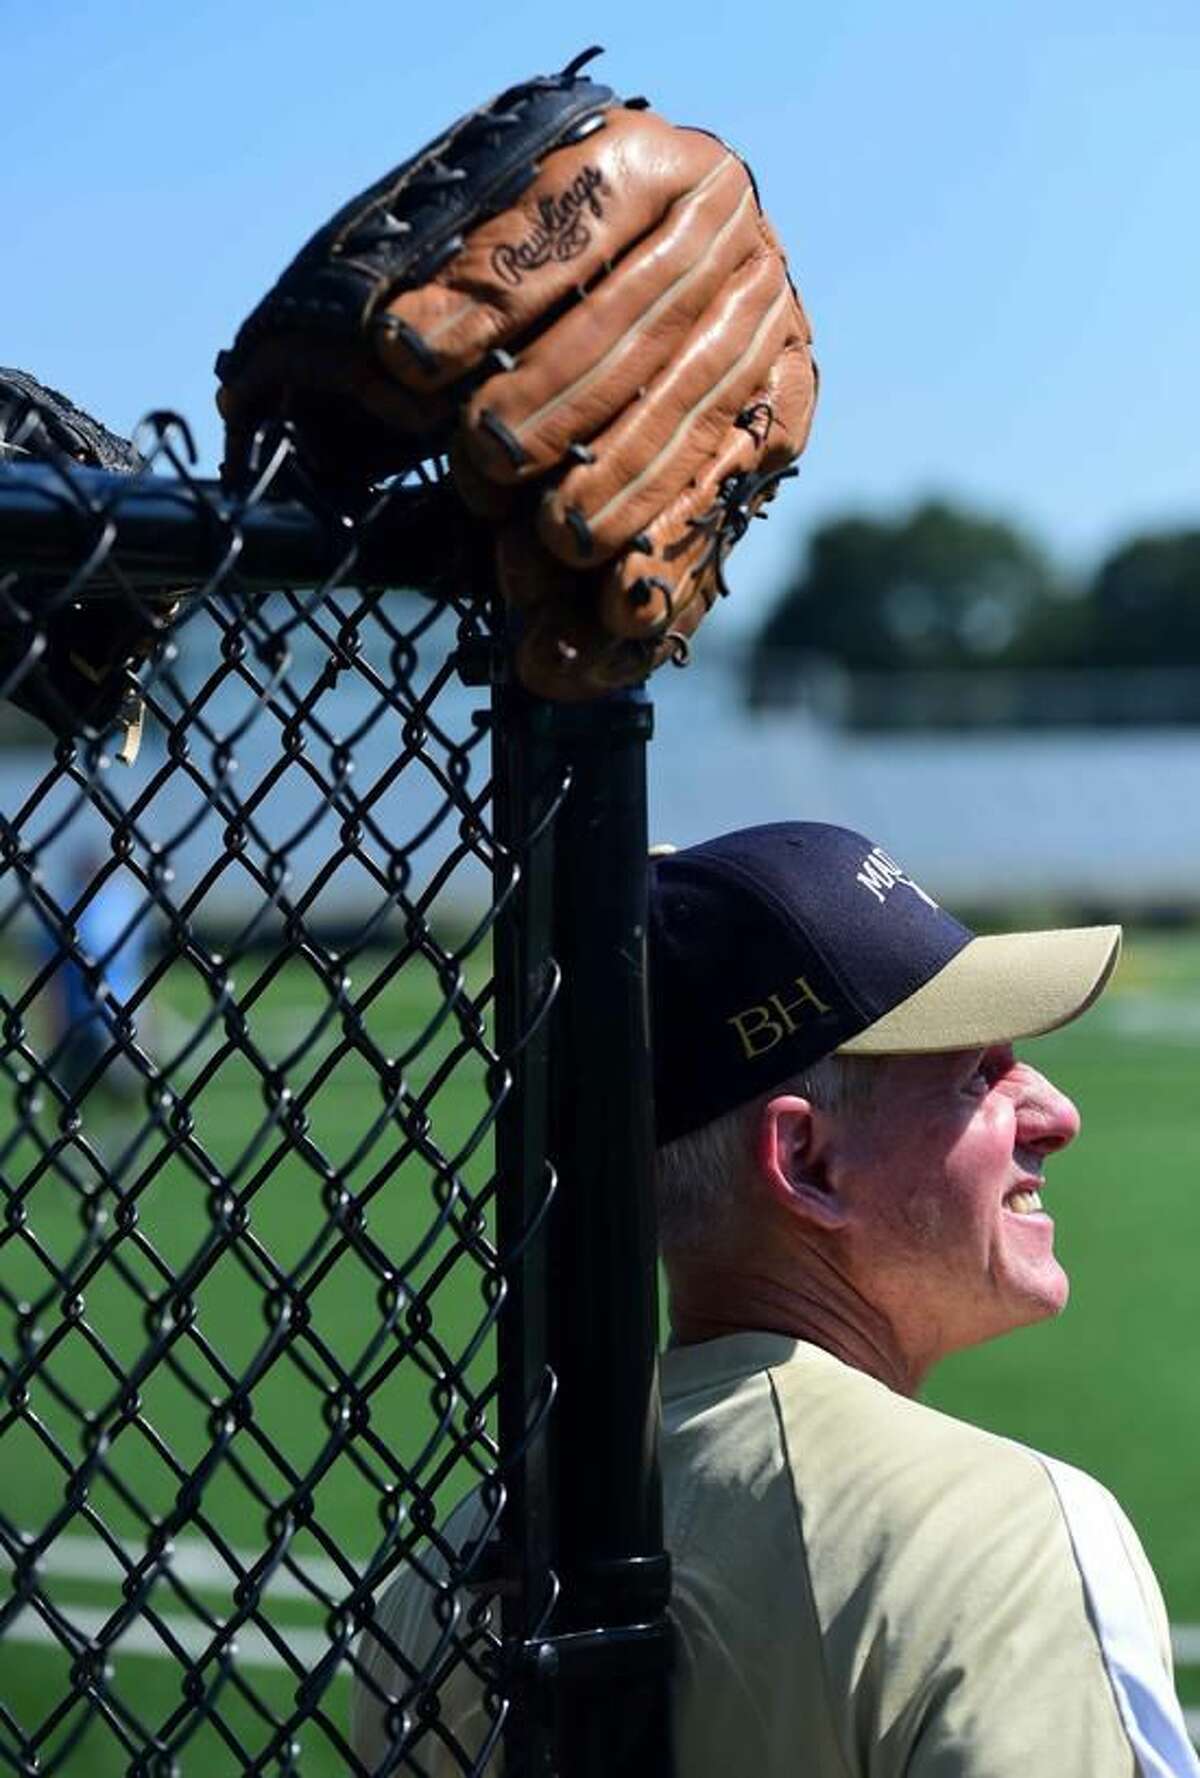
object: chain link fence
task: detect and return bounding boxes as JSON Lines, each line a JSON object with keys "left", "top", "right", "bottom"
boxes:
{"left": 0, "top": 417, "right": 668, "bottom": 1778}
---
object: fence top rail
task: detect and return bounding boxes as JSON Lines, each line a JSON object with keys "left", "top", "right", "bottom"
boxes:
{"left": 0, "top": 458, "right": 456, "bottom": 593}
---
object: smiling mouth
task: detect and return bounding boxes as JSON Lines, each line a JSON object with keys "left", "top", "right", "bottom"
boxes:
{"left": 1004, "top": 1186, "right": 1045, "bottom": 1216}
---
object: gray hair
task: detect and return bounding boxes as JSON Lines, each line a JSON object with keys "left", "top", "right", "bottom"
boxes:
{"left": 653, "top": 1054, "right": 879, "bottom": 1258}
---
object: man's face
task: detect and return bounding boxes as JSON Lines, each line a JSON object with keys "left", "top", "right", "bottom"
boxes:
{"left": 828, "top": 1044, "right": 1081, "bottom": 1371}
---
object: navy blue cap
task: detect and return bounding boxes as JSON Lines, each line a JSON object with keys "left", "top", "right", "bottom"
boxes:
{"left": 649, "top": 822, "right": 1123, "bottom": 1145}
{"left": 649, "top": 822, "right": 975, "bottom": 1144}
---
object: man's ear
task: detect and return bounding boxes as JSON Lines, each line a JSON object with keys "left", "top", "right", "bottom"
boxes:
{"left": 755, "top": 1094, "right": 849, "bottom": 1231}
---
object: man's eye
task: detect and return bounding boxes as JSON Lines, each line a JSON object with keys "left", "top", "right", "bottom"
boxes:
{"left": 969, "top": 1049, "right": 1016, "bottom": 1095}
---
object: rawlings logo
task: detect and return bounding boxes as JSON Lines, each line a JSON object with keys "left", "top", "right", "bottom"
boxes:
{"left": 491, "top": 167, "right": 608, "bottom": 287}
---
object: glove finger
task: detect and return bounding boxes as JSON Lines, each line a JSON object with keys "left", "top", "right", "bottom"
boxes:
{"left": 494, "top": 521, "right": 634, "bottom": 697}
{"left": 514, "top": 597, "right": 670, "bottom": 700}
{"left": 598, "top": 336, "right": 818, "bottom": 640}
{"left": 374, "top": 110, "right": 728, "bottom": 392}
{"left": 447, "top": 430, "right": 516, "bottom": 520}
{"left": 458, "top": 147, "right": 764, "bottom": 483}
{"left": 495, "top": 512, "right": 566, "bottom": 612}
{"left": 597, "top": 414, "right": 762, "bottom": 641}
{"left": 219, "top": 333, "right": 453, "bottom": 488}
{"left": 536, "top": 250, "right": 802, "bottom": 567}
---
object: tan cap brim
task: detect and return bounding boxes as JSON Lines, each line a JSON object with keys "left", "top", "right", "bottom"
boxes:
{"left": 838, "top": 925, "right": 1122, "bottom": 1056}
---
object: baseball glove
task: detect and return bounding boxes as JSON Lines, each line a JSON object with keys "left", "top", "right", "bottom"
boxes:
{"left": 0, "top": 369, "right": 175, "bottom": 760}
{"left": 216, "top": 50, "right": 817, "bottom": 699}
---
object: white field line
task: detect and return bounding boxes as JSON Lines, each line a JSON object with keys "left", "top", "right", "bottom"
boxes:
{"left": 1098, "top": 995, "right": 1200, "bottom": 1042}
{"left": 5, "top": 1603, "right": 336, "bottom": 1670}
{"left": 6, "top": 1607, "right": 1200, "bottom": 1746}
{"left": 27, "top": 1535, "right": 346, "bottom": 1603}
{"left": 24, "top": 1541, "right": 1200, "bottom": 1653}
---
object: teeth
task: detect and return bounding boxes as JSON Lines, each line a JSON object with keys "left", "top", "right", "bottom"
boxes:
{"left": 1007, "top": 1189, "right": 1044, "bottom": 1215}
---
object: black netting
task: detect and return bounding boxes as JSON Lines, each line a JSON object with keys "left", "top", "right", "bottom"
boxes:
{"left": 0, "top": 419, "right": 549, "bottom": 1777}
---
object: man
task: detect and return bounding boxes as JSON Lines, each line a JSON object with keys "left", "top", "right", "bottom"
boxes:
{"left": 649, "top": 820, "right": 1195, "bottom": 1777}
{"left": 354, "top": 820, "right": 1197, "bottom": 1776}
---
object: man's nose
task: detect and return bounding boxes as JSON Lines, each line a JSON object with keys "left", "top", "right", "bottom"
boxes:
{"left": 1015, "top": 1067, "right": 1081, "bottom": 1156}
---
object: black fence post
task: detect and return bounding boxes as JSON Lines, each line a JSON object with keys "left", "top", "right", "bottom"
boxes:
{"left": 542, "top": 693, "right": 672, "bottom": 1775}
{"left": 488, "top": 684, "right": 671, "bottom": 1776}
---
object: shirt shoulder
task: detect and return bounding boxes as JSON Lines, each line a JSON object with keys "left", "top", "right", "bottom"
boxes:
{"left": 767, "top": 1337, "right": 1050, "bottom": 1541}
{"left": 764, "top": 1342, "right": 1195, "bottom": 1777}
{"left": 351, "top": 1493, "right": 497, "bottom": 1777}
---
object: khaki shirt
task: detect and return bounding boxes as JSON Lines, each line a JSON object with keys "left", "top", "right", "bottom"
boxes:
{"left": 354, "top": 1333, "right": 1198, "bottom": 1776}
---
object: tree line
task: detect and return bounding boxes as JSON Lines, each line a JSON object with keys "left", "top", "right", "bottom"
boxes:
{"left": 748, "top": 500, "right": 1200, "bottom": 708}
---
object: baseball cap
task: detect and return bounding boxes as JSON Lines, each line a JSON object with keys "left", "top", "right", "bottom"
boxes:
{"left": 649, "top": 822, "right": 1121, "bottom": 1144}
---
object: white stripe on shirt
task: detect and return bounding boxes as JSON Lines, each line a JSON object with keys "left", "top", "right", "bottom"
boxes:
{"left": 1035, "top": 1452, "right": 1200, "bottom": 1778}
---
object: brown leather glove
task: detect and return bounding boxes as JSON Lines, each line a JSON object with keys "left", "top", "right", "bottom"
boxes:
{"left": 217, "top": 53, "right": 817, "bottom": 699}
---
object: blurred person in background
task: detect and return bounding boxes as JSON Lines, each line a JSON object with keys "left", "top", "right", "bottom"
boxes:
{"left": 38, "top": 844, "right": 151, "bottom": 1106}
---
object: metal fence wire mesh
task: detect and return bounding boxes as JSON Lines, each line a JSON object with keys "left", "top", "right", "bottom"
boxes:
{"left": 0, "top": 418, "right": 552, "bottom": 1777}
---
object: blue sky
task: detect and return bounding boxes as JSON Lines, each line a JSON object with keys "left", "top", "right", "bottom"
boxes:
{"left": 3, "top": 0, "right": 1197, "bottom": 630}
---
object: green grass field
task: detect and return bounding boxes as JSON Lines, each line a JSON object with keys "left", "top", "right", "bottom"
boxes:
{"left": 4, "top": 929, "right": 1200, "bottom": 1768}
{"left": 1, "top": 942, "right": 497, "bottom": 1774}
